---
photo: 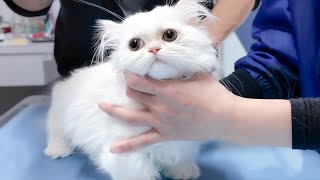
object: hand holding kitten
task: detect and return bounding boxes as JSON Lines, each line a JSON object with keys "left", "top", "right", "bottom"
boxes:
{"left": 99, "top": 74, "right": 239, "bottom": 153}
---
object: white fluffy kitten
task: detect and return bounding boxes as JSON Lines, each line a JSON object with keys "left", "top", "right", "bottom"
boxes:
{"left": 44, "top": 0, "right": 220, "bottom": 180}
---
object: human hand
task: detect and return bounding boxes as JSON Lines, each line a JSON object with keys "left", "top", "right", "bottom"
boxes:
{"left": 99, "top": 74, "right": 239, "bottom": 153}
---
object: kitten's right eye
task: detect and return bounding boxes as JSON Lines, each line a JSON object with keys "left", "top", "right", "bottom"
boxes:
{"left": 129, "top": 38, "right": 144, "bottom": 51}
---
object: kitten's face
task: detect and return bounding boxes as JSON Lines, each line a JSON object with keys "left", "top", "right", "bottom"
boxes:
{"left": 97, "top": 0, "right": 218, "bottom": 80}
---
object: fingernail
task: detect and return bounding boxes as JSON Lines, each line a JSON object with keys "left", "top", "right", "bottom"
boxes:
{"left": 110, "top": 146, "right": 123, "bottom": 154}
{"left": 98, "top": 102, "right": 108, "bottom": 110}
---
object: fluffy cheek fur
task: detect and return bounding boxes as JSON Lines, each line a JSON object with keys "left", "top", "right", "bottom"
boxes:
{"left": 111, "top": 26, "right": 218, "bottom": 80}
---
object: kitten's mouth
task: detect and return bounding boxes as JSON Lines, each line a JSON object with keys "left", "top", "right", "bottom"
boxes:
{"left": 154, "top": 58, "right": 166, "bottom": 64}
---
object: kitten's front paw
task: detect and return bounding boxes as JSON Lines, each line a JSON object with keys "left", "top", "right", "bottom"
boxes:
{"left": 162, "top": 162, "right": 200, "bottom": 180}
{"left": 44, "top": 140, "right": 72, "bottom": 159}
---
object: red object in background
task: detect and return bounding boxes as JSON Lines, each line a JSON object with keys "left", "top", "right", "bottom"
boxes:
{"left": 1, "top": 26, "right": 11, "bottom": 33}
{"left": 31, "top": 32, "right": 45, "bottom": 39}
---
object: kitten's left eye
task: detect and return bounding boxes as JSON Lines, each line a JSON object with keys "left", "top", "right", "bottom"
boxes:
{"left": 129, "top": 38, "right": 144, "bottom": 51}
{"left": 163, "top": 29, "right": 177, "bottom": 42}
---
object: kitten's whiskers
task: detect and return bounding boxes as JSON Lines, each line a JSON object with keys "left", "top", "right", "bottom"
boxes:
{"left": 114, "top": 0, "right": 129, "bottom": 17}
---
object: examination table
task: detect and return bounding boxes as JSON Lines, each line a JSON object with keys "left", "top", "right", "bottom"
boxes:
{"left": 1, "top": 101, "right": 320, "bottom": 180}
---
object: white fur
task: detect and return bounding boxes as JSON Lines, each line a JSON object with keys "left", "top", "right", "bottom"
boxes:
{"left": 45, "top": 1, "right": 220, "bottom": 180}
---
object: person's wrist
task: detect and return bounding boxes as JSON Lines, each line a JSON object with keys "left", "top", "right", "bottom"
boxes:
{"left": 209, "top": 92, "right": 242, "bottom": 141}
{"left": 220, "top": 95, "right": 246, "bottom": 142}
{"left": 223, "top": 98, "right": 292, "bottom": 147}
{"left": 230, "top": 96, "right": 246, "bottom": 121}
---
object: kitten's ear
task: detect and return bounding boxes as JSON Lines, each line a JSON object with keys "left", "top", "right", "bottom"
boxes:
{"left": 97, "top": 20, "right": 120, "bottom": 32}
{"left": 175, "top": 0, "right": 216, "bottom": 25}
{"left": 94, "top": 20, "right": 121, "bottom": 62}
{"left": 96, "top": 19, "right": 121, "bottom": 43}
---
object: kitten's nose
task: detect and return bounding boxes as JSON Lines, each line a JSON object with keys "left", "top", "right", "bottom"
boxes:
{"left": 149, "top": 47, "right": 161, "bottom": 55}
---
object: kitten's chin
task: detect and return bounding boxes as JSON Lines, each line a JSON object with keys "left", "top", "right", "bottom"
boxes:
{"left": 147, "top": 63, "right": 183, "bottom": 80}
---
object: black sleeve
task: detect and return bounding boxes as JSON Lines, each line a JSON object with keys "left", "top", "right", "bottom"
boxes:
{"left": 3, "top": 0, "right": 51, "bottom": 17}
{"left": 290, "top": 98, "right": 320, "bottom": 150}
{"left": 252, "top": 0, "right": 260, "bottom": 11}
{"left": 219, "top": 68, "right": 263, "bottom": 98}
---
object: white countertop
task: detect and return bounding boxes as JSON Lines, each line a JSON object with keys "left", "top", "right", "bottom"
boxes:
{"left": 0, "top": 42, "right": 54, "bottom": 54}
{"left": 0, "top": 41, "right": 60, "bottom": 87}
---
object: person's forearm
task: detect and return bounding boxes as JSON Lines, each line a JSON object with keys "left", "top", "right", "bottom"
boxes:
{"left": 204, "top": 0, "right": 256, "bottom": 43}
{"left": 227, "top": 97, "right": 292, "bottom": 147}
{"left": 11, "top": 0, "right": 52, "bottom": 11}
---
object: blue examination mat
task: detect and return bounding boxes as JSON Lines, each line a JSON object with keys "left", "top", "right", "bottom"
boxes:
{"left": 1, "top": 103, "right": 320, "bottom": 180}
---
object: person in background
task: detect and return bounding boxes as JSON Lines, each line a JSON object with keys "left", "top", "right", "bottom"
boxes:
{"left": 97, "top": 0, "right": 320, "bottom": 154}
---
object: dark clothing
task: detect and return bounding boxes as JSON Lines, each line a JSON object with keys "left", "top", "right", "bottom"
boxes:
{"left": 224, "top": 0, "right": 320, "bottom": 98}
{"left": 221, "top": 0, "right": 320, "bottom": 150}
{"left": 290, "top": 98, "right": 320, "bottom": 150}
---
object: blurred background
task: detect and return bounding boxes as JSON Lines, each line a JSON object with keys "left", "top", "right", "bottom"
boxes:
{"left": 0, "top": 0, "right": 60, "bottom": 116}
{"left": 0, "top": 0, "right": 258, "bottom": 117}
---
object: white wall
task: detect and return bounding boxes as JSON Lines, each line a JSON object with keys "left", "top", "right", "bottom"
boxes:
{"left": 221, "top": 33, "right": 247, "bottom": 76}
